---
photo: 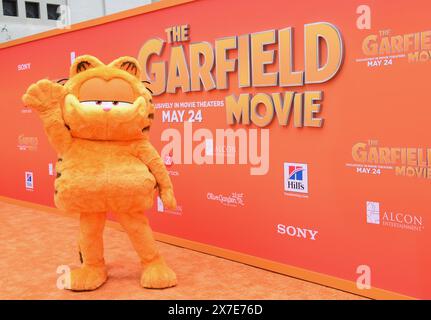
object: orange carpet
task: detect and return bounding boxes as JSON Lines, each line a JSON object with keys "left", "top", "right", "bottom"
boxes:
{"left": 0, "top": 201, "right": 365, "bottom": 300}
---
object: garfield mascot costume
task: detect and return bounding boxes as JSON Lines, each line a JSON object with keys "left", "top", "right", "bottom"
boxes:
{"left": 22, "top": 55, "right": 177, "bottom": 291}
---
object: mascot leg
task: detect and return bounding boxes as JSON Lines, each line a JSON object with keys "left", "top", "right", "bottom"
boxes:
{"left": 66, "top": 212, "right": 108, "bottom": 291}
{"left": 116, "top": 211, "right": 177, "bottom": 289}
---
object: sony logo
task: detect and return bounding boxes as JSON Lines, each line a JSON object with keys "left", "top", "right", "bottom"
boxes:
{"left": 277, "top": 224, "right": 318, "bottom": 240}
{"left": 18, "top": 63, "right": 31, "bottom": 71}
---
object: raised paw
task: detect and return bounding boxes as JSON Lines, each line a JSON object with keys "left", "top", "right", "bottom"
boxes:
{"left": 141, "top": 258, "right": 177, "bottom": 289}
{"left": 22, "top": 79, "right": 67, "bottom": 113}
{"left": 64, "top": 265, "right": 107, "bottom": 291}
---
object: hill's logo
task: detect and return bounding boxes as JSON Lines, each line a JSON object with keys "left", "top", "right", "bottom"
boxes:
{"left": 284, "top": 163, "right": 308, "bottom": 195}
{"left": 25, "top": 171, "right": 34, "bottom": 190}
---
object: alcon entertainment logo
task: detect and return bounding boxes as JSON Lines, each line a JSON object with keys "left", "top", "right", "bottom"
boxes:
{"left": 366, "top": 201, "right": 380, "bottom": 224}
{"left": 284, "top": 163, "right": 308, "bottom": 195}
{"left": 366, "top": 201, "right": 424, "bottom": 232}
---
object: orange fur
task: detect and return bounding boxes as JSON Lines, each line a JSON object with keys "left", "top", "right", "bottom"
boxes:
{"left": 22, "top": 55, "right": 177, "bottom": 291}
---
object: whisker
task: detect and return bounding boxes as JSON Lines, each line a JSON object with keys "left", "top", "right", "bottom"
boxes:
{"left": 145, "top": 87, "right": 153, "bottom": 94}
{"left": 57, "top": 78, "right": 69, "bottom": 85}
{"left": 141, "top": 81, "right": 153, "bottom": 94}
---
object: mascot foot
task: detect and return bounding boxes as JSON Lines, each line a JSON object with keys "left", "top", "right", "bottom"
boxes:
{"left": 141, "top": 258, "right": 177, "bottom": 289}
{"left": 65, "top": 265, "right": 108, "bottom": 291}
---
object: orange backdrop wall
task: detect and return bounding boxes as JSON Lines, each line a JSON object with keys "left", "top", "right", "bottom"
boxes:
{"left": 0, "top": 0, "right": 430, "bottom": 299}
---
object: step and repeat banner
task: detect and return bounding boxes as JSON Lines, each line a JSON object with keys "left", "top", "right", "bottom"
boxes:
{"left": 0, "top": 0, "right": 430, "bottom": 299}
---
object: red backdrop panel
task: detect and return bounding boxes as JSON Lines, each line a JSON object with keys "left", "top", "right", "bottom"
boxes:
{"left": 0, "top": 0, "right": 429, "bottom": 299}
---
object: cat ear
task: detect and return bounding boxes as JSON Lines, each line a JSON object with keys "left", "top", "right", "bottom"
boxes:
{"left": 70, "top": 55, "right": 104, "bottom": 77}
{"left": 109, "top": 56, "right": 141, "bottom": 78}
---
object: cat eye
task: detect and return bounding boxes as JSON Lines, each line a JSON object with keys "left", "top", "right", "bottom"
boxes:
{"left": 80, "top": 101, "right": 132, "bottom": 107}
